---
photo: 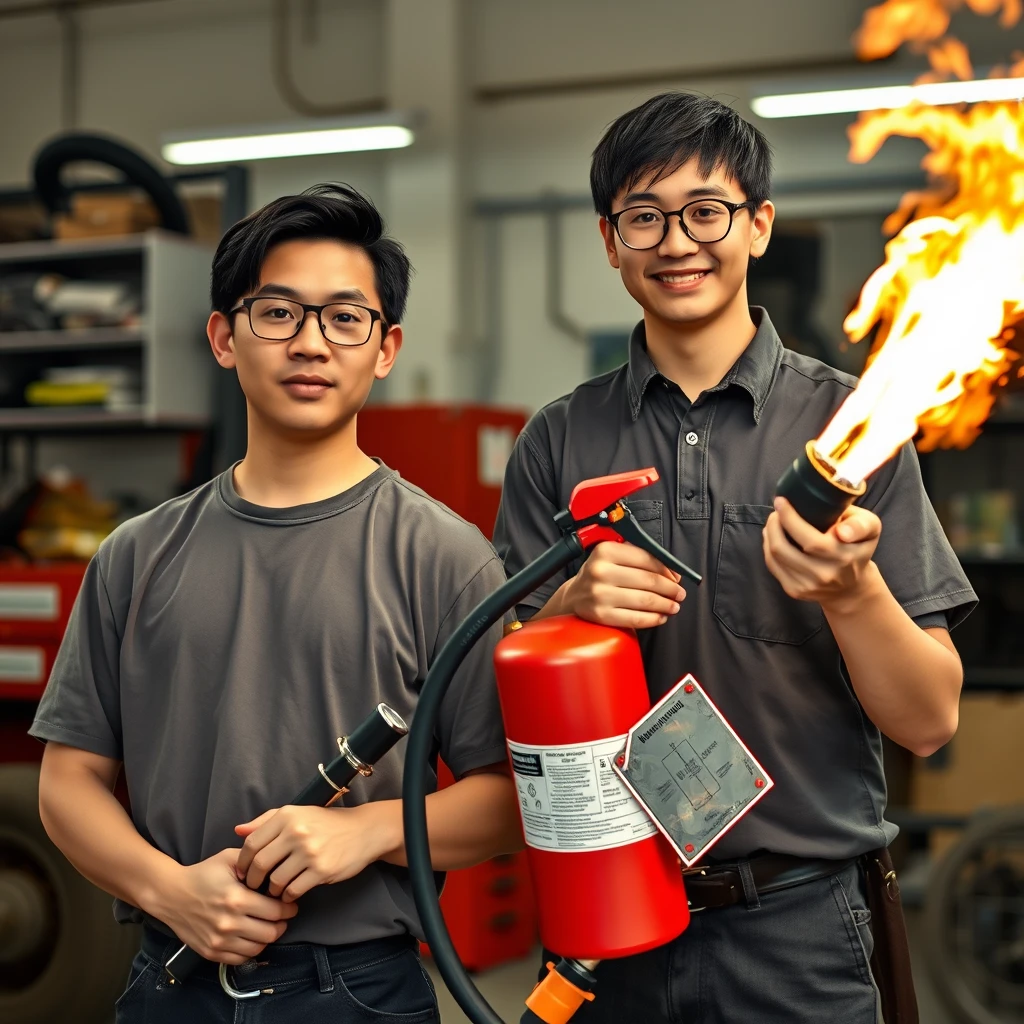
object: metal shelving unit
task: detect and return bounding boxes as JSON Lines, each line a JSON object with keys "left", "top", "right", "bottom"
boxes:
{"left": 0, "top": 231, "right": 220, "bottom": 487}
{"left": 0, "top": 230, "right": 214, "bottom": 434}
{"left": 0, "top": 326, "right": 145, "bottom": 352}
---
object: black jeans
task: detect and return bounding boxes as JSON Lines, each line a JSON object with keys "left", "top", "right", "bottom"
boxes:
{"left": 543, "top": 861, "right": 884, "bottom": 1024}
{"left": 115, "top": 928, "right": 440, "bottom": 1023}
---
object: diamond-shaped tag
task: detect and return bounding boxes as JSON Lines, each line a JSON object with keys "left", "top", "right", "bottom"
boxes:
{"left": 612, "top": 674, "right": 774, "bottom": 867}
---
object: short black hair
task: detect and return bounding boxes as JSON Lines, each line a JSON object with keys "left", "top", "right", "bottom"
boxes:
{"left": 210, "top": 183, "right": 412, "bottom": 326}
{"left": 590, "top": 92, "right": 773, "bottom": 218}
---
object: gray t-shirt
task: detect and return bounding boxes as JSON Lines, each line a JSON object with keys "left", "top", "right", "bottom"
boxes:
{"left": 30, "top": 463, "right": 509, "bottom": 945}
{"left": 494, "top": 309, "right": 977, "bottom": 862}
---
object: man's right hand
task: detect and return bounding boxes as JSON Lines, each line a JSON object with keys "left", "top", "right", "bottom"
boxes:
{"left": 546, "top": 541, "right": 686, "bottom": 629}
{"left": 157, "top": 848, "right": 298, "bottom": 964}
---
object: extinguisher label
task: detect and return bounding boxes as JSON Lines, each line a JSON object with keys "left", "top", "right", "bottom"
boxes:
{"left": 507, "top": 735, "right": 659, "bottom": 852}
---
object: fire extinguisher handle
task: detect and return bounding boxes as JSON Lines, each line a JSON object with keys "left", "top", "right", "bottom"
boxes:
{"left": 615, "top": 506, "right": 702, "bottom": 586}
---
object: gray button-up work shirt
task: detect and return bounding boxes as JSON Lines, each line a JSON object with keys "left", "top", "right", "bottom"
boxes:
{"left": 494, "top": 308, "right": 976, "bottom": 861}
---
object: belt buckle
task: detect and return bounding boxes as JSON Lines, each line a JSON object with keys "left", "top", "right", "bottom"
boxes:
{"left": 219, "top": 963, "right": 265, "bottom": 1001}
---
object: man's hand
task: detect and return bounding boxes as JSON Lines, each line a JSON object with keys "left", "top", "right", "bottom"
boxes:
{"left": 234, "top": 804, "right": 396, "bottom": 903}
{"left": 157, "top": 848, "right": 298, "bottom": 964}
{"left": 554, "top": 541, "right": 686, "bottom": 629}
{"left": 762, "top": 497, "right": 882, "bottom": 612}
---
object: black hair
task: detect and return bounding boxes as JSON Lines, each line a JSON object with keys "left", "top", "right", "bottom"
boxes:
{"left": 590, "top": 92, "right": 773, "bottom": 217}
{"left": 210, "top": 183, "right": 412, "bottom": 326}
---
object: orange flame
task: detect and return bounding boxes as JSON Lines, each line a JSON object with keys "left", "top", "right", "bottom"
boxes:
{"left": 814, "top": 0, "right": 1024, "bottom": 485}
{"left": 854, "top": 0, "right": 1022, "bottom": 61}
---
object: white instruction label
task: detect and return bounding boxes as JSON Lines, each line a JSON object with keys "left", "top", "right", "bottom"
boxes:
{"left": 507, "top": 735, "right": 659, "bottom": 852}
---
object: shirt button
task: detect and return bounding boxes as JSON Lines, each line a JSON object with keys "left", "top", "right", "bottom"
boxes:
{"left": 685, "top": 431, "right": 699, "bottom": 446}
{"left": 685, "top": 490, "right": 695, "bottom": 500}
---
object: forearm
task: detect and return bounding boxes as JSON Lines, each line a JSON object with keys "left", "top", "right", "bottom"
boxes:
{"left": 823, "top": 562, "right": 962, "bottom": 757}
{"left": 38, "top": 747, "right": 182, "bottom": 920}
{"left": 374, "top": 770, "right": 523, "bottom": 870}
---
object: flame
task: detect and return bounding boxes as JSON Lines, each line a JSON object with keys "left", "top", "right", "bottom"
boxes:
{"left": 813, "top": 0, "right": 1024, "bottom": 485}
{"left": 854, "top": 0, "right": 1022, "bottom": 61}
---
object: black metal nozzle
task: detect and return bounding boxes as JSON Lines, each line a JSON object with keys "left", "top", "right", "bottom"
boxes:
{"left": 347, "top": 703, "right": 409, "bottom": 767}
{"left": 775, "top": 441, "right": 866, "bottom": 533}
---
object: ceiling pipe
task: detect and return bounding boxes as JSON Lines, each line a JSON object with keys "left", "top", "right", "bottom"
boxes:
{"left": 271, "top": 0, "right": 386, "bottom": 119}
{"left": 475, "top": 54, "right": 889, "bottom": 104}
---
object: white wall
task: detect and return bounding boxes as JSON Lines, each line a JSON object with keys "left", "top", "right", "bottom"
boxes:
{"left": 2, "top": 0, "right": 1007, "bottom": 431}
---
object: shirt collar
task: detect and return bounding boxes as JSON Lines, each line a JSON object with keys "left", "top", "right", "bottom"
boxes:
{"left": 626, "top": 306, "right": 783, "bottom": 424}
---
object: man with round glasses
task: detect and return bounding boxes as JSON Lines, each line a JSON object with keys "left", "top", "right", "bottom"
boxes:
{"left": 495, "top": 92, "right": 971, "bottom": 1023}
{"left": 31, "top": 184, "right": 521, "bottom": 1022}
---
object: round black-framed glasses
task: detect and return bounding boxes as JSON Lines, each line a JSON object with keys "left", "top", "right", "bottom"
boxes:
{"left": 608, "top": 198, "right": 756, "bottom": 250}
{"left": 229, "top": 296, "right": 388, "bottom": 347}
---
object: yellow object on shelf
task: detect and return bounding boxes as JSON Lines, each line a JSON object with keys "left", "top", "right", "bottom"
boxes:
{"left": 17, "top": 527, "right": 110, "bottom": 561}
{"left": 25, "top": 380, "right": 111, "bottom": 407}
{"left": 16, "top": 471, "right": 118, "bottom": 560}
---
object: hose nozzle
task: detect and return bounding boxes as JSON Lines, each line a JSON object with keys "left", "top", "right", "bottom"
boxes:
{"left": 775, "top": 441, "right": 866, "bottom": 533}
{"left": 522, "top": 959, "right": 598, "bottom": 1024}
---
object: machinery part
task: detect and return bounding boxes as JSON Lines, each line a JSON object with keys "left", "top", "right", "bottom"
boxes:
{"left": 924, "top": 808, "right": 1024, "bottom": 1024}
{"left": 775, "top": 440, "right": 866, "bottom": 532}
{"left": 32, "top": 132, "right": 190, "bottom": 235}
{"left": 495, "top": 618, "right": 690, "bottom": 959}
{"left": 403, "top": 468, "right": 701, "bottom": 1024}
{"left": 0, "top": 763, "right": 138, "bottom": 1024}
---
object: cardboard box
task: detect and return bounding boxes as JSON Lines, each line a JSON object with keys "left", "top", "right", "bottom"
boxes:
{"left": 910, "top": 693, "right": 1024, "bottom": 855}
{"left": 54, "top": 193, "right": 160, "bottom": 239}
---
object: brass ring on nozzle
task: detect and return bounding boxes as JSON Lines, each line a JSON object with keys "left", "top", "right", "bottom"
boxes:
{"left": 337, "top": 736, "right": 373, "bottom": 778}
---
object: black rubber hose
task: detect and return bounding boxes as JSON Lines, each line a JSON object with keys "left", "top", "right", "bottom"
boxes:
{"left": 32, "top": 132, "right": 190, "bottom": 234}
{"left": 402, "top": 534, "right": 583, "bottom": 1024}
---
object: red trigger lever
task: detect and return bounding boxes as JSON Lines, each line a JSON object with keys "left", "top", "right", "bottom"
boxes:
{"left": 554, "top": 468, "right": 702, "bottom": 588}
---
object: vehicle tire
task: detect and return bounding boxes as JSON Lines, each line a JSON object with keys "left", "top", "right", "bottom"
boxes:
{"left": 923, "top": 807, "right": 1024, "bottom": 1024}
{"left": 0, "top": 763, "right": 139, "bottom": 1024}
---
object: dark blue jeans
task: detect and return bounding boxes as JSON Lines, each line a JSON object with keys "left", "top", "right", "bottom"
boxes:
{"left": 115, "top": 929, "right": 439, "bottom": 1023}
{"left": 545, "top": 861, "right": 884, "bottom": 1024}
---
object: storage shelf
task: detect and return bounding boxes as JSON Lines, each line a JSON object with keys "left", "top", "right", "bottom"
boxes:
{"left": 0, "top": 230, "right": 182, "bottom": 263}
{"left": 0, "top": 408, "right": 207, "bottom": 432}
{"left": 0, "top": 327, "right": 145, "bottom": 352}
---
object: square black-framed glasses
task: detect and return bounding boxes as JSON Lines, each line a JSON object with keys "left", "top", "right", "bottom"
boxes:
{"left": 229, "top": 296, "right": 388, "bottom": 347}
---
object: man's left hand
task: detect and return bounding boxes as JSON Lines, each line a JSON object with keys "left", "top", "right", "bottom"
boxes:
{"left": 233, "top": 803, "right": 397, "bottom": 902}
{"left": 762, "top": 497, "right": 882, "bottom": 612}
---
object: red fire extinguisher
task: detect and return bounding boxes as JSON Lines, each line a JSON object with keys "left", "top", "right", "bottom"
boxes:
{"left": 496, "top": 617, "right": 689, "bottom": 960}
{"left": 402, "top": 468, "right": 703, "bottom": 1024}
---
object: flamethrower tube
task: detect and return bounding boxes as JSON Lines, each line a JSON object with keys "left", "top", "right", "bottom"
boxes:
{"left": 402, "top": 533, "right": 585, "bottom": 1024}
{"left": 775, "top": 441, "right": 868, "bottom": 533}
{"left": 162, "top": 703, "right": 408, "bottom": 987}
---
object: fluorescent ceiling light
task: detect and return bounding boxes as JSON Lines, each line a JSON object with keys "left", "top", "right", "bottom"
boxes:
{"left": 161, "top": 115, "right": 417, "bottom": 165}
{"left": 752, "top": 76, "right": 1024, "bottom": 118}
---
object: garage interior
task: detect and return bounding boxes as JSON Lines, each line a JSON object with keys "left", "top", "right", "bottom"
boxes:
{"left": 0, "top": 2, "right": 1022, "bottom": 1023}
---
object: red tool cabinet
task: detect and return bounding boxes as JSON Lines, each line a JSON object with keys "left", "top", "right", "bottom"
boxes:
{"left": 0, "top": 562, "right": 87, "bottom": 702}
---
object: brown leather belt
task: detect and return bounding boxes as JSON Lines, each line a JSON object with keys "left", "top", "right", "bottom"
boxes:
{"left": 682, "top": 854, "right": 853, "bottom": 911}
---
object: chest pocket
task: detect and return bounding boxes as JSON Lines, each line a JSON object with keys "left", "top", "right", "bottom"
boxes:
{"left": 625, "top": 499, "right": 664, "bottom": 546}
{"left": 713, "top": 504, "right": 824, "bottom": 645}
